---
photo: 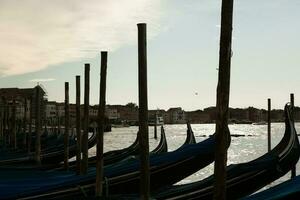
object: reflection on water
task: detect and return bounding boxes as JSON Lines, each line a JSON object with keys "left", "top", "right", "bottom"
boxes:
{"left": 88, "top": 123, "right": 300, "bottom": 190}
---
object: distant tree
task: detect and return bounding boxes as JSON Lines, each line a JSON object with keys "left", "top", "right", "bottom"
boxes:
{"left": 125, "top": 102, "right": 138, "bottom": 110}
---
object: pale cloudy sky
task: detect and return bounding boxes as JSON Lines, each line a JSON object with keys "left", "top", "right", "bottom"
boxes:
{"left": 0, "top": 0, "right": 299, "bottom": 110}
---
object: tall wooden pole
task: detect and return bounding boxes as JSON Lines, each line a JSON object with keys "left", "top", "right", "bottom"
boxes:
{"left": 154, "top": 113, "right": 157, "bottom": 139}
{"left": 137, "top": 23, "right": 150, "bottom": 200}
{"left": 213, "top": 0, "right": 234, "bottom": 199}
{"left": 35, "top": 87, "right": 41, "bottom": 165}
{"left": 57, "top": 104, "right": 61, "bottom": 135}
{"left": 291, "top": 93, "right": 296, "bottom": 178}
{"left": 28, "top": 97, "right": 33, "bottom": 154}
{"left": 64, "top": 82, "right": 70, "bottom": 170}
{"left": 76, "top": 75, "right": 81, "bottom": 174}
{"left": 82, "top": 63, "right": 90, "bottom": 174}
{"left": 12, "top": 99, "right": 17, "bottom": 149}
{"left": 3, "top": 99, "right": 8, "bottom": 146}
{"left": 0, "top": 99, "right": 4, "bottom": 144}
{"left": 96, "top": 51, "right": 108, "bottom": 196}
{"left": 267, "top": 98, "right": 271, "bottom": 152}
{"left": 23, "top": 98, "right": 28, "bottom": 148}
{"left": 0, "top": 98, "right": 3, "bottom": 144}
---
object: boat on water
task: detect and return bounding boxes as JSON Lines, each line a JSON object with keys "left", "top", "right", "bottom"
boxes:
{"left": 152, "top": 104, "right": 299, "bottom": 200}
{"left": 0, "top": 132, "right": 96, "bottom": 166}
{"left": 0, "top": 124, "right": 214, "bottom": 199}
{"left": 242, "top": 175, "right": 300, "bottom": 200}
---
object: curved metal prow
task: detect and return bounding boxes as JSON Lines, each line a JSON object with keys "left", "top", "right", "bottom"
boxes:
{"left": 151, "top": 126, "right": 168, "bottom": 153}
{"left": 184, "top": 122, "right": 196, "bottom": 145}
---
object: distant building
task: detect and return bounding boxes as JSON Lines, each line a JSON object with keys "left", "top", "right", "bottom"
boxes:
{"left": 0, "top": 85, "right": 47, "bottom": 120}
{"left": 45, "top": 101, "right": 57, "bottom": 118}
{"left": 107, "top": 104, "right": 138, "bottom": 124}
{"left": 185, "top": 110, "right": 210, "bottom": 123}
{"left": 148, "top": 109, "right": 165, "bottom": 125}
{"left": 106, "top": 108, "right": 120, "bottom": 120}
{"left": 167, "top": 107, "right": 186, "bottom": 124}
{"left": 44, "top": 102, "right": 121, "bottom": 126}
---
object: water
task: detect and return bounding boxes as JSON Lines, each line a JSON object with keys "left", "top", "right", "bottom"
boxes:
{"left": 89, "top": 122, "right": 300, "bottom": 191}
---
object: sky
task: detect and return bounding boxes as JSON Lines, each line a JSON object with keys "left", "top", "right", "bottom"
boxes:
{"left": 0, "top": 0, "right": 299, "bottom": 111}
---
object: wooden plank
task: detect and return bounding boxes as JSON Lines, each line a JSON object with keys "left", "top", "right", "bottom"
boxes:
{"left": 137, "top": 23, "right": 150, "bottom": 200}
{"left": 95, "top": 51, "right": 108, "bottom": 196}
{"left": 213, "top": 0, "right": 234, "bottom": 199}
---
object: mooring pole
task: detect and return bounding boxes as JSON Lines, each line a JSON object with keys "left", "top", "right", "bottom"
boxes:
{"left": 35, "top": 87, "right": 41, "bottom": 165}
{"left": 82, "top": 63, "right": 90, "bottom": 174}
{"left": 213, "top": 0, "right": 234, "bottom": 199}
{"left": 154, "top": 113, "right": 157, "bottom": 140}
{"left": 137, "top": 23, "right": 150, "bottom": 200}
{"left": 28, "top": 97, "right": 33, "bottom": 154}
{"left": 0, "top": 98, "right": 4, "bottom": 143}
{"left": 96, "top": 51, "right": 108, "bottom": 196}
{"left": 267, "top": 98, "right": 271, "bottom": 152}
{"left": 23, "top": 98, "right": 28, "bottom": 148}
{"left": 0, "top": 99, "right": 3, "bottom": 143}
{"left": 64, "top": 82, "right": 70, "bottom": 170}
{"left": 291, "top": 93, "right": 296, "bottom": 178}
{"left": 3, "top": 99, "right": 8, "bottom": 146}
{"left": 76, "top": 75, "right": 81, "bottom": 174}
{"left": 12, "top": 99, "right": 17, "bottom": 149}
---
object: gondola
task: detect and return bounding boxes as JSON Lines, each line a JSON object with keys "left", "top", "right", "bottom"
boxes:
{"left": 152, "top": 104, "right": 299, "bottom": 200}
{"left": 151, "top": 126, "right": 168, "bottom": 154}
{"left": 184, "top": 122, "right": 196, "bottom": 145}
{"left": 0, "top": 132, "right": 96, "bottom": 166}
{"left": 0, "top": 124, "right": 215, "bottom": 199}
{"left": 59, "top": 124, "right": 191, "bottom": 170}
{"left": 55, "top": 126, "right": 168, "bottom": 170}
{"left": 0, "top": 130, "right": 56, "bottom": 153}
{"left": 242, "top": 175, "right": 300, "bottom": 200}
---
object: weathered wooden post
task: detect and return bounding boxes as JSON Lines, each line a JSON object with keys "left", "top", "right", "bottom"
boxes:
{"left": 96, "top": 51, "right": 108, "bottom": 196}
{"left": 154, "top": 113, "right": 157, "bottom": 139}
{"left": 3, "top": 98, "right": 8, "bottom": 146}
{"left": 137, "top": 23, "right": 150, "bottom": 200}
{"left": 57, "top": 104, "right": 61, "bottom": 135}
{"left": 82, "top": 63, "right": 90, "bottom": 174}
{"left": 64, "top": 82, "right": 70, "bottom": 170}
{"left": 23, "top": 98, "right": 28, "bottom": 148}
{"left": 267, "top": 98, "right": 271, "bottom": 152}
{"left": 213, "top": 0, "right": 234, "bottom": 199}
{"left": 35, "top": 87, "right": 41, "bottom": 165}
{"left": 76, "top": 75, "right": 81, "bottom": 174}
{"left": 291, "top": 93, "right": 296, "bottom": 178}
{"left": 12, "top": 99, "right": 17, "bottom": 149}
{"left": 0, "top": 98, "right": 3, "bottom": 143}
{"left": 28, "top": 97, "right": 33, "bottom": 154}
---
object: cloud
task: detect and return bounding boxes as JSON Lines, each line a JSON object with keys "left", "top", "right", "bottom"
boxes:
{"left": 0, "top": 0, "right": 163, "bottom": 76}
{"left": 29, "top": 78, "right": 56, "bottom": 82}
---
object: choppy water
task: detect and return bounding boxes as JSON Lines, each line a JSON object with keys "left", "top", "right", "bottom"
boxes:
{"left": 89, "top": 122, "right": 300, "bottom": 191}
